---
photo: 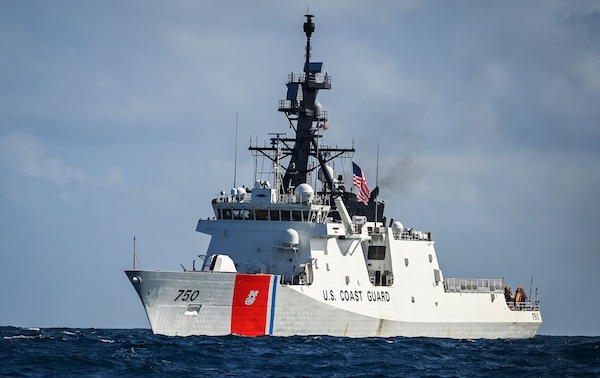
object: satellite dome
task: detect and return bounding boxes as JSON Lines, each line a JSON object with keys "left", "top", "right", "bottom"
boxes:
{"left": 318, "top": 165, "right": 334, "bottom": 183}
{"left": 314, "top": 100, "right": 323, "bottom": 113}
{"left": 391, "top": 221, "right": 404, "bottom": 233}
{"left": 282, "top": 228, "right": 299, "bottom": 247}
{"left": 236, "top": 186, "right": 247, "bottom": 202}
{"left": 295, "top": 183, "right": 314, "bottom": 203}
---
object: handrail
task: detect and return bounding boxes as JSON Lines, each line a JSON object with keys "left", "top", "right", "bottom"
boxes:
{"left": 444, "top": 277, "right": 504, "bottom": 293}
{"left": 393, "top": 230, "right": 432, "bottom": 241}
{"left": 507, "top": 302, "right": 540, "bottom": 311}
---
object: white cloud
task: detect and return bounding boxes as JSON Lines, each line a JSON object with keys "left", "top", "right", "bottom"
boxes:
{"left": 0, "top": 131, "right": 94, "bottom": 186}
{"left": 0, "top": 130, "right": 133, "bottom": 194}
{"left": 573, "top": 54, "right": 600, "bottom": 94}
{"left": 105, "top": 166, "right": 128, "bottom": 189}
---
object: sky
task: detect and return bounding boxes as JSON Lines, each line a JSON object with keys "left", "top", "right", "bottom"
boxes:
{"left": 1, "top": 1, "right": 599, "bottom": 336}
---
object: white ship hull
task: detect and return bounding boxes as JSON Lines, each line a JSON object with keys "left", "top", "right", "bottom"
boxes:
{"left": 125, "top": 270, "right": 541, "bottom": 338}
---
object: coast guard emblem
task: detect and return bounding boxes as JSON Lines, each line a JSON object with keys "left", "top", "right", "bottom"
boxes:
{"left": 245, "top": 290, "right": 259, "bottom": 305}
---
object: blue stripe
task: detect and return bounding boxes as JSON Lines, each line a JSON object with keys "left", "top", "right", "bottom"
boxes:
{"left": 269, "top": 276, "right": 278, "bottom": 335}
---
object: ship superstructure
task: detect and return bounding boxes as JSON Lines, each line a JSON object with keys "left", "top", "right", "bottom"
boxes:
{"left": 125, "top": 15, "right": 541, "bottom": 338}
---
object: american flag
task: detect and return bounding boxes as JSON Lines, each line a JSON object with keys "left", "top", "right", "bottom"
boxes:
{"left": 352, "top": 162, "right": 370, "bottom": 205}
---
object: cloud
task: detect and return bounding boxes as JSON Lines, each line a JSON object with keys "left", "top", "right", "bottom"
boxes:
{"left": 104, "top": 166, "right": 128, "bottom": 189}
{"left": 0, "top": 131, "right": 94, "bottom": 186}
{"left": 573, "top": 55, "right": 600, "bottom": 94}
{"left": 0, "top": 130, "right": 130, "bottom": 194}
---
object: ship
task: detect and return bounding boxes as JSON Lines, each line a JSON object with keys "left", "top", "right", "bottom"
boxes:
{"left": 125, "top": 14, "right": 542, "bottom": 338}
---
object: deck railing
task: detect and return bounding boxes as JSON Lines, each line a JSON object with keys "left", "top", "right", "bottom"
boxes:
{"left": 445, "top": 277, "right": 541, "bottom": 311}
{"left": 444, "top": 277, "right": 504, "bottom": 293}
{"left": 507, "top": 302, "right": 541, "bottom": 311}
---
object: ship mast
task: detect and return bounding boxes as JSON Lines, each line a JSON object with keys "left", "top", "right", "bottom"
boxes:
{"left": 249, "top": 15, "right": 385, "bottom": 221}
{"left": 251, "top": 14, "right": 353, "bottom": 194}
{"left": 279, "top": 14, "right": 341, "bottom": 193}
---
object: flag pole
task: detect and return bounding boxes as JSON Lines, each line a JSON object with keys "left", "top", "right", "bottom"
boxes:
{"left": 375, "top": 145, "right": 379, "bottom": 227}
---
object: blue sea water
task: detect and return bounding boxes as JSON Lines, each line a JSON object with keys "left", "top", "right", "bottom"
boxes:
{"left": 1, "top": 327, "right": 598, "bottom": 377}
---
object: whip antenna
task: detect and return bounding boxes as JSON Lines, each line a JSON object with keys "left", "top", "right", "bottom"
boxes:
{"left": 233, "top": 112, "right": 239, "bottom": 188}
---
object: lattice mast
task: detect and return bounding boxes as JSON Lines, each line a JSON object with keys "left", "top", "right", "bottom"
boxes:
{"left": 277, "top": 14, "right": 347, "bottom": 193}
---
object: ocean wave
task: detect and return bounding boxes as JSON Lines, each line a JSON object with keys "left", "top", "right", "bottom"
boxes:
{"left": 1, "top": 327, "right": 598, "bottom": 377}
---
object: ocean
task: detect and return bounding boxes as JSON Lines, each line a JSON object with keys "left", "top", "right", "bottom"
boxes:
{"left": 1, "top": 327, "right": 598, "bottom": 377}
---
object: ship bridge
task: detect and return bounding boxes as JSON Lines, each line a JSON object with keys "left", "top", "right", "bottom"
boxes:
{"left": 209, "top": 182, "right": 331, "bottom": 223}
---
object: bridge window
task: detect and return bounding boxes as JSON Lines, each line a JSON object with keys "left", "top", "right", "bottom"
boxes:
{"left": 222, "top": 209, "right": 232, "bottom": 220}
{"left": 233, "top": 209, "right": 251, "bottom": 220}
{"left": 255, "top": 210, "right": 268, "bottom": 220}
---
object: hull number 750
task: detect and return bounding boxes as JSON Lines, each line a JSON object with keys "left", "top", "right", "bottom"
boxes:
{"left": 174, "top": 289, "right": 199, "bottom": 301}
